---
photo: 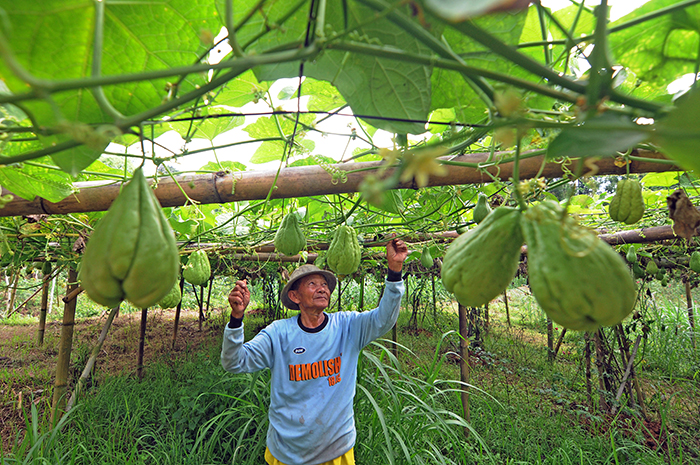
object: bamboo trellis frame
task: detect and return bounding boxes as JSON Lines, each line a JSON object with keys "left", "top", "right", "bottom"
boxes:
{"left": 0, "top": 150, "right": 677, "bottom": 217}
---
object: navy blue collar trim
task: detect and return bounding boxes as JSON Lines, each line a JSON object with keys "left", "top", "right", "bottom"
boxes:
{"left": 298, "top": 313, "right": 328, "bottom": 333}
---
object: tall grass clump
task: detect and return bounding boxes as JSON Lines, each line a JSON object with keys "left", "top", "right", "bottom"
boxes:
{"left": 356, "top": 340, "right": 493, "bottom": 464}
{"left": 635, "top": 283, "right": 700, "bottom": 379}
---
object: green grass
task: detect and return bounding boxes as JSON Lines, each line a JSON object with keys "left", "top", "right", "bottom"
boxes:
{"left": 2, "top": 275, "right": 700, "bottom": 464}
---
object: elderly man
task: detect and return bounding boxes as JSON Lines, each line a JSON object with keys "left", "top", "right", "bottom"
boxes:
{"left": 221, "top": 238, "right": 407, "bottom": 465}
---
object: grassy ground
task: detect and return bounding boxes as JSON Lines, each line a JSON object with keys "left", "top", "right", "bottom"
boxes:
{"left": 0, "top": 278, "right": 698, "bottom": 464}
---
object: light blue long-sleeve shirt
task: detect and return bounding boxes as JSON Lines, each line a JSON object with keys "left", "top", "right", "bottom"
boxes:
{"left": 221, "top": 279, "right": 404, "bottom": 465}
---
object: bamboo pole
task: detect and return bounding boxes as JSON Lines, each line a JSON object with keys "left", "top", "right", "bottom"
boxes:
{"left": 685, "top": 280, "right": 696, "bottom": 349}
{"left": 5, "top": 269, "right": 19, "bottom": 318}
{"left": 593, "top": 330, "right": 610, "bottom": 412}
{"left": 458, "top": 303, "right": 471, "bottom": 433}
{"left": 171, "top": 277, "right": 185, "bottom": 350}
{"left": 503, "top": 290, "right": 511, "bottom": 327}
{"left": 137, "top": 308, "right": 148, "bottom": 381}
{"left": 51, "top": 268, "right": 79, "bottom": 425}
{"left": 37, "top": 272, "right": 50, "bottom": 345}
{"left": 0, "top": 150, "right": 677, "bottom": 217}
{"left": 584, "top": 333, "right": 593, "bottom": 408}
{"left": 66, "top": 305, "right": 120, "bottom": 411}
{"left": 431, "top": 273, "right": 437, "bottom": 321}
{"left": 205, "top": 276, "right": 214, "bottom": 319}
{"left": 48, "top": 274, "right": 56, "bottom": 314}
{"left": 62, "top": 285, "right": 84, "bottom": 303}
{"left": 198, "top": 284, "right": 205, "bottom": 331}
{"left": 612, "top": 334, "right": 642, "bottom": 415}
{"left": 6, "top": 283, "right": 45, "bottom": 319}
{"left": 552, "top": 328, "right": 568, "bottom": 360}
{"left": 547, "top": 317, "right": 554, "bottom": 362}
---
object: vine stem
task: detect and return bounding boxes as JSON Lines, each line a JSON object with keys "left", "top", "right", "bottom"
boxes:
{"left": 512, "top": 137, "right": 527, "bottom": 212}
{"left": 226, "top": 0, "right": 244, "bottom": 57}
{"left": 91, "top": 0, "right": 124, "bottom": 120}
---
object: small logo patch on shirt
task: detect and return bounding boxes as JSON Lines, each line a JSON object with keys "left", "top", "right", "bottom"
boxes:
{"left": 293, "top": 347, "right": 306, "bottom": 354}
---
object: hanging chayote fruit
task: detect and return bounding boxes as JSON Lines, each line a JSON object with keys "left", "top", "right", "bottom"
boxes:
{"left": 183, "top": 249, "right": 211, "bottom": 286}
{"left": 472, "top": 193, "right": 492, "bottom": 224}
{"left": 645, "top": 259, "right": 659, "bottom": 276}
{"left": 608, "top": 179, "right": 645, "bottom": 224}
{"left": 522, "top": 201, "right": 636, "bottom": 332}
{"left": 326, "top": 224, "right": 361, "bottom": 276}
{"left": 625, "top": 247, "right": 637, "bottom": 264}
{"left": 79, "top": 167, "right": 180, "bottom": 309}
{"left": 420, "top": 247, "right": 434, "bottom": 269}
{"left": 274, "top": 212, "right": 306, "bottom": 256}
{"left": 690, "top": 251, "right": 700, "bottom": 273}
{"left": 442, "top": 207, "right": 524, "bottom": 308}
{"left": 158, "top": 283, "right": 182, "bottom": 309}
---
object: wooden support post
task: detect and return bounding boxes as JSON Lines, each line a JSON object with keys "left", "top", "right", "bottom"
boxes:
{"left": 431, "top": 273, "right": 437, "bottom": 321}
{"left": 359, "top": 275, "right": 365, "bottom": 310}
{"left": 685, "top": 280, "right": 696, "bottom": 349}
{"left": 552, "top": 328, "right": 567, "bottom": 360}
{"left": 37, "top": 272, "right": 51, "bottom": 346}
{"left": 51, "top": 267, "right": 79, "bottom": 425}
{"left": 458, "top": 304, "right": 471, "bottom": 434}
{"left": 5, "top": 269, "right": 19, "bottom": 318}
{"left": 206, "top": 276, "right": 214, "bottom": 318}
{"left": 612, "top": 334, "right": 642, "bottom": 415}
{"left": 584, "top": 333, "right": 593, "bottom": 408}
{"left": 137, "top": 308, "right": 148, "bottom": 381}
{"left": 547, "top": 317, "right": 554, "bottom": 361}
{"left": 503, "top": 290, "right": 511, "bottom": 327}
{"left": 593, "top": 330, "right": 610, "bottom": 412}
{"left": 67, "top": 305, "right": 120, "bottom": 410}
{"left": 198, "top": 284, "right": 205, "bottom": 331}
{"left": 172, "top": 277, "right": 185, "bottom": 350}
{"left": 62, "top": 285, "right": 84, "bottom": 303}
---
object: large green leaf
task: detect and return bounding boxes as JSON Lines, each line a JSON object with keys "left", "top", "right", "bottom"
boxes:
{"left": 0, "top": 162, "right": 74, "bottom": 203}
{"left": 250, "top": 140, "right": 286, "bottom": 164}
{"left": 654, "top": 88, "right": 700, "bottom": 173}
{"left": 609, "top": 0, "right": 700, "bottom": 101}
{"left": 547, "top": 113, "right": 650, "bottom": 160}
{"left": 244, "top": 1, "right": 432, "bottom": 134}
{"left": 214, "top": 70, "right": 272, "bottom": 108}
{"left": 301, "top": 79, "right": 347, "bottom": 112}
{"left": 431, "top": 10, "right": 532, "bottom": 120}
{"left": 0, "top": 0, "right": 220, "bottom": 124}
{"left": 169, "top": 106, "right": 244, "bottom": 141}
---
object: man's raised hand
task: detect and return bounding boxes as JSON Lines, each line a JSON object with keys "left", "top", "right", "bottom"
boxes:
{"left": 228, "top": 280, "right": 250, "bottom": 319}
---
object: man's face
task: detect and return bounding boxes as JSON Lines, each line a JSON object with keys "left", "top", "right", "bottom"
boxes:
{"left": 288, "top": 273, "right": 330, "bottom": 312}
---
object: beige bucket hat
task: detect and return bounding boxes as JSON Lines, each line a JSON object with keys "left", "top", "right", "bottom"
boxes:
{"left": 280, "top": 264, "right": 337, "bottom": 310}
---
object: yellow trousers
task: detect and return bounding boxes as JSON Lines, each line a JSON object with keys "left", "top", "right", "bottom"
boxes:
{"left": 264, "top": 447, "right": 354, "bottom": 465}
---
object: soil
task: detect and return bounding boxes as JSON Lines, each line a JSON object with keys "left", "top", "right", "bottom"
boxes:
{"left": 0, "top": 307, "right": 224, "bottom": 452}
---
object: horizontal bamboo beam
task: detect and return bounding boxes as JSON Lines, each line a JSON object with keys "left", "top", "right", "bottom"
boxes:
{"left": 0, "top": 149, "right": 678, "bottom": 217}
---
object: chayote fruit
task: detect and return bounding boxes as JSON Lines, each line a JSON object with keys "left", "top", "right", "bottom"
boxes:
{"left": 690, "top": 251, "right": 700, "bottom": 273}
{"left": 442, "top": 207, "right": 524, "bottom": 308}
{"left": 274, "top": 212, "right": 306, "bottom": 256}
{"left": 522, "top": 201, "right": 636, "bottom": 332}
{"left": 79, "top": 167, "right": 180, "bottom": 309}
{"left": 632, "top": 261, "right": 645, "bottom": 279}
{"left": 158, "top": 282, "right": 182, "bottom": 309}
{"left": 41, "top": 261, "right": 52, "bottom": 276}
{"left": 472, "top": 193, "right": 492, "bottom": 224}
{"left": 608, "top": 179, "right": 645, "bottom": 224}
{"left": 420, "top": 247, "right": 434, "bottom": 269}
{"left": 183, "top": 249, "right": 211, "bottom": 286}
{"left": 645, "top": 259, "right": 658, "bottom": 276}
{"left": 326, "top": 224, "right": 361, "bottom": 276}
{"left": 625, "top": 247, "right": 637, "bottom": 264}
